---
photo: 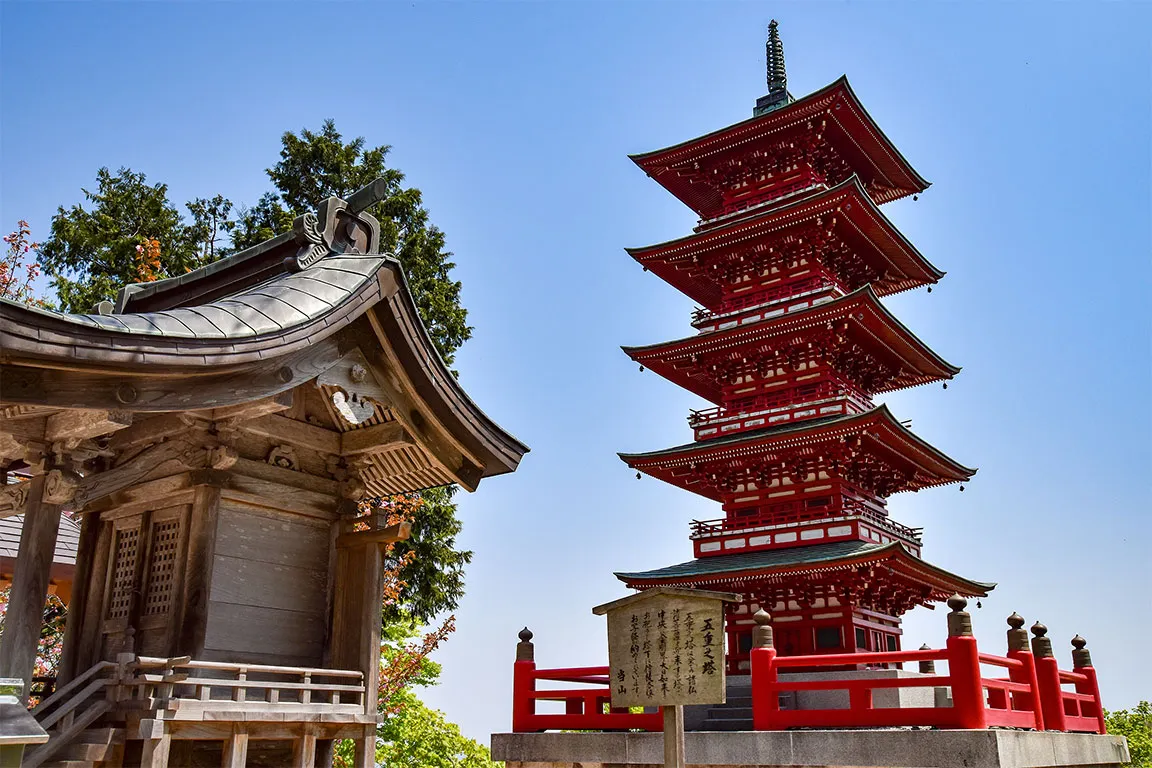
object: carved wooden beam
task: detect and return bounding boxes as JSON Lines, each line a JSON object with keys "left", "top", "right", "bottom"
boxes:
{"left": 0, "top": 480, "right": 30, "bottom": 518}
{"left": 48, "top": 439, "right": 207, "bottom": 510}
{"left": 108, "top": 413, "right": 209, "bottom": 452}
{"left": 210, "top": 390, "right": 294, "bottom": 422}
{"left": 339, "top": 421, "right": 413, "bottom": 457}
{"left": 335, "top": 521, "right": 411, "bottom": 550}
{"left": 45, "top": 409, "right": 132, "bottom": 442}
{"left": 243, "top": 414, "right": 341, "bottom": 456}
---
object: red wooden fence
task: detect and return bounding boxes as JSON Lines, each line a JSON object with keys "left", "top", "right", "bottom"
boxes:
{"left": 511, "top": 629, "right": 663, "bottom": 733}
{"left": 511, "top": 599, "right": 1106, "bottom": 735}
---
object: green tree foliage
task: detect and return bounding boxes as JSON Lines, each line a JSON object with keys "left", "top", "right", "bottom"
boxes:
{"left": 1107, "top": 702, "right": 1152, "bottom": 767}
{"left": 38, "top": 167, "right": 231, "bottom": 312}
{"left": 375, "top": 691, "right": 501, "bottom": 768}
{"left": 232, "top": 119, "right": 472, "bottom": 366}
{"left": 385, "top": 485, "right": 471, "bottom": 624}
{"left": 334, "top": 620, "right": 499, "bottom": 768}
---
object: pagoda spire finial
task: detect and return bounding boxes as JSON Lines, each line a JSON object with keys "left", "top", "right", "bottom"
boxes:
{"left": 766, "top": 20, "right": 787, "bottom": 95}
{"left": 755, "top": 20, "right": 795, "bottom": 116}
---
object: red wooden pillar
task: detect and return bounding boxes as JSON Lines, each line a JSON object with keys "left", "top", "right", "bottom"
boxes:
{"left": 1071, "top": 635, "right": 1106, "bottom": 734}
{"left": 749, "top": 610, "right": 779, "bottom": 731}
{"left": 512, "top": 628, "right": 537, "bottom": 733}
{"left": 1030, "top": 622, "right": 1067, "bottom": 731}
{"left": 945, "top": 595, "right": 987, "bottom": 730}
{"left": 1005, "top": 613, "right": 1044, "bottom": 730}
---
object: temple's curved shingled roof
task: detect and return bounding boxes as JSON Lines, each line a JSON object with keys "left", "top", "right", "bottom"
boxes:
{"left": 0, "top": 183, "right": 528, "bottom": 488}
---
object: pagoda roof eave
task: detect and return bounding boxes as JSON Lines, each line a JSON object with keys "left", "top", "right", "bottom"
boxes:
{"left": 629, "top": 76, "right": 930, "bottom": 217}
{"left": 621, "top": 285, "right": 961, "bottom": 403}
{"left": 613, "top": 540, "right": 994, "bottom": 598}
{"left": 618, "top": 404, "right": 977, "bottom": 497}
{"left": 624, "top": 176, "right": 945, "bottom": 307}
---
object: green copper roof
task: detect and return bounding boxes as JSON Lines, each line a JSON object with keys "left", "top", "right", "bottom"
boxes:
{"left": 616, "top": 540, "right": 996, "bottom": 594}
{"left": 617, "top": 540, "right": 888, "bottom": 582}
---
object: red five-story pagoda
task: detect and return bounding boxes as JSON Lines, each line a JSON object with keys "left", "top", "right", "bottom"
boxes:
{"left": 617, "top": 22, "right": 993, "bottom": 674}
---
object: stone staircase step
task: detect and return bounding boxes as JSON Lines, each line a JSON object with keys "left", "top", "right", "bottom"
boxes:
{"left": 722, "top": 696, "right": 752, "bottom": 707}
{"left": 707, "top": 706, "right": 753, "bottom": 718}
{"left": 701, "top": 718, "right": 752, "bottom": 731}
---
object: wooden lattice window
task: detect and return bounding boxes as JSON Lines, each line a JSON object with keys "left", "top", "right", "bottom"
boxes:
{"left": 107, "top": 527, "right": 140, "bottom": 620}
{"left": 143, "top": 519, "right": 182, "bottom": 616}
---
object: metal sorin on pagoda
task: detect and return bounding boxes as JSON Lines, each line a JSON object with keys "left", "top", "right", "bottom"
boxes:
{"left": 618, "top": 21, "right": 992, "bottom": 673}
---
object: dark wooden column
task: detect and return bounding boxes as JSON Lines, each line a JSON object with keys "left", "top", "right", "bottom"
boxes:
{"left": 56, "top": 508, "right": 101, "bottom": 683}
{"left": 0, "top": 462, "right": 62, "bottom": 700}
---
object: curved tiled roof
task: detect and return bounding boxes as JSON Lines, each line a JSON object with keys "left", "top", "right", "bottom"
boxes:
{"left": 630, "top": 76, "right": 930, "bottom": 219}
{"left": 621, "top": 285, "right": 959, "bottom": 404}
{"left": 0, "top": 185, "right": 528, "bottom": 487}
{"left": 615, "top": 539, "right": 994, "bottom": 596}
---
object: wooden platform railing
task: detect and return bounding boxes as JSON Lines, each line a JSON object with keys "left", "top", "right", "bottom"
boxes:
{"left": 25, "top": 646, "right": 372, "bottom": 767}
{"left": 127, "top": 656, "right": 367, "bottom": 716}
{"left": 749, "top": 597, "right": 1105, "bottom": 734}
{"left": 511, "top": 628, "right": 663, "bottom": 733}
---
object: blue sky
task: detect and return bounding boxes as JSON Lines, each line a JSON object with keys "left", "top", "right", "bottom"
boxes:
{"left": 3, "top": 1, "right": 1149, "bottom": 743}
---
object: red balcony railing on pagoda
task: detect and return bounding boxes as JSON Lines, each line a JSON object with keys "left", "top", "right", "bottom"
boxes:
{"left": 713, "top": 170, "right": 828, "bottom": 221}
{"left": 690, "top": 496, "right": 922, "bottom": 546}
{"left": 510, "top": 599, "right": 1106, "bottom": 735}
{"left": 690, "top": 383, "right": 872, "bottom": 439}
{"left": 691, "top": 276, "right": 839, "bottom": 328}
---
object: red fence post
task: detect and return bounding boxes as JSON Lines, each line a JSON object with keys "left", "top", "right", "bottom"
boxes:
{"left": 750, "top": 610, "right": 779, "bottom": 731}
{"left": 1071, "top": 635, "right": 1106, "bottom": 734}
{"left": 945, "top": 595, "right": 987, "bottom": 730}
{"left": 1005, "top": 612, "right": 1044, "bottom": 731}
{"left": 512, "top": 628, "right": 537, "bottom": 733}
{"left": 1030, "top": 622, "right": 1067, "bottom": 732}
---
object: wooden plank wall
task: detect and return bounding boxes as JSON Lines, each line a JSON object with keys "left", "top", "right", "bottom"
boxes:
{"left": 201, "top": 503, "right": 329, "bottom": 667}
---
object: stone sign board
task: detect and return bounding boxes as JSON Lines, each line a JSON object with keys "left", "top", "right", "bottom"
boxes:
{"left": 592, "top": 587, "right": 740, "bottom": 709}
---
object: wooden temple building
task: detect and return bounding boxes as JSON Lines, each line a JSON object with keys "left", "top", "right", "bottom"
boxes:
{"left": 0, "top": 181, "right": 527, "bottom": 767}
{"left": 616, "top": 20, "right": 993, "bottom": 673}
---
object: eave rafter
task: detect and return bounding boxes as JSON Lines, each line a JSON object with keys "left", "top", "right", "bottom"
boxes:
{"left": 621, "top": 406, "right": 974, "bottom": 502}
{"left": 627, "top": 178, "right": 942, "bottom": 310}
{"left": 624, "top": 287, "right": 958, "bottom": 404}
{"left": 630, "top": 77, "right": 930, "bottom": 222}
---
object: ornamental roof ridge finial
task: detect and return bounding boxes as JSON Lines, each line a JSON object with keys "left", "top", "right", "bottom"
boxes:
{"left": 755, "top": 20, "right": 795, "bottom": 117}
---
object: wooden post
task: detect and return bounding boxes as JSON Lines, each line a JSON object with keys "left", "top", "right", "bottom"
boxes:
{"left": 293, "top": 725, "right": 318, "bottom": 768}
{"left": 663, "top": 704, "right": 686, "bottom": 768}
{"left": 1071, "top": 635, "right": 1106, "bottom": 734}
{"left": 945, "top": 595, "right": 987, "bottom": 730}
{"left": 1005, "top": 613, "right": 1044, "bottom": 731}
{"left": 512, "top": 627, "right": 536, "bottom": 733}
{"left": 352, "top": 723, "right": 375, "bottom": 768}
{"left": 140, "top": 719, "right": 172, "bottom": 768}
{"left": 222, "top": 725, "right": 249, "bottom": 768}
{"left": 1031, "top": 621, "right": 1066, "bottom": 731}
{"left": 750, "top": 609, "right": 778, "bottom": 731}
{"left": 57, "top": 508, "right": 100, "bottom": 683}
{"left": 0, "top": 461, "right": 62, "bottom": 701}
{"left": 918, "top": 644, "right": 936, "bottom": 674}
